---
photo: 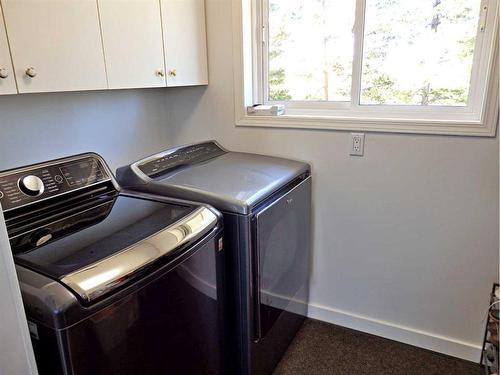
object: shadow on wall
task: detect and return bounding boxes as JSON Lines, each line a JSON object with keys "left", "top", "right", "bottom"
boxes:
{"left": 0, "top": 88, "right": 173, "bottom": 171}
{"left": 162, "top": 85, "right": 214, "bottom": 143}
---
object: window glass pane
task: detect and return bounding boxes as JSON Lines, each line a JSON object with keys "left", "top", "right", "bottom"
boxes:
{"left": 361, "top": 0, "right": 481, "bottom": 106}
{"left": 268, "top": 0, "right": 356, "bottom": 102}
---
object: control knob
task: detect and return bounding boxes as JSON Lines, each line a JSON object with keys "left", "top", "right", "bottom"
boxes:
{"left": 18, "top": 175, "right": 45, "bottom": 197}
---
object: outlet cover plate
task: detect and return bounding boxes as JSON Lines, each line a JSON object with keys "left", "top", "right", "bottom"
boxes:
{"left": 350, "top": 133, "right": 365, "bottom": 156}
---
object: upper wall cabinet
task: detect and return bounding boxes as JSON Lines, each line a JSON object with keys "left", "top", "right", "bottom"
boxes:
{"left": 2, "top": 0, "right": 107, "bottom": 93}
{"left": 161, "top": 0, "right": 208, "bottom": 87}
{"left": 0, "top": 0, "right": 208, "bottom": 95}
{"left": 0, "top": 5, "right": 16, "bottom": 95}
{"left": 98, "top": 0, "right": 166, "bottom": 89}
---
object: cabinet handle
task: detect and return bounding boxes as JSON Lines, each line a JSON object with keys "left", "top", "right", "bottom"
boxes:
{"left": 156, "top": 69, "right": 165, "bottom": 77}
{"left": 25, "top": 67, "right": 37, "bottom": 78}
{"left": 0, "top": 68, "right": 8, "bottom": 79}
{"left": 168, "top": 69, "right": 177, "bottom": 77}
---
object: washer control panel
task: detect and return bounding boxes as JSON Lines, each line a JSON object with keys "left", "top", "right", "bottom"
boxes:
{"left": 138, "top": 142, "right": 226, "bottom": 178}
{"left": 0, "top": 155, "right": 110, "bottom": 211}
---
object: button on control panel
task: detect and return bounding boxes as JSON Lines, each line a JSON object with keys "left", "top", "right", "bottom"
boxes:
{"left": 138, "top": 142, "right": 226, "bottom": 178}
{"left": 0, "top": 156, "right": 109, "bottom": 211}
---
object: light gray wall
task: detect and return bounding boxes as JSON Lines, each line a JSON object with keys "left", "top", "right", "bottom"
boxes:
{"left": 0, "top": 88, "right": 172, "bottom": 171}
{"left": 161, "top": 0, "right": 499, "bottom": 361}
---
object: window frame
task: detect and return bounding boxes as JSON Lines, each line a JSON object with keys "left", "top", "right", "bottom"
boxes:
{"left": 233, "top": 0, "right": 499, "bottom": 136}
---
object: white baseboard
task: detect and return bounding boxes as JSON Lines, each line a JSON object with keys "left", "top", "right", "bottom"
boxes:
{"left": 307, "top": 302, "right": 482, "bottom": 363}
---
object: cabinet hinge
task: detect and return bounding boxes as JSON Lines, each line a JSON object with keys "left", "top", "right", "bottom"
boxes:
{"left": 479, "top": 4, "right": 488, "bottom": 31}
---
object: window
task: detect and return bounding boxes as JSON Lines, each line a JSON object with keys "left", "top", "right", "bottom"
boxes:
{"left": 360, "top": 0, "right": 481, "bottom": 106}
{"left": 234, "top": 0, "right": 499, "bottom": 135}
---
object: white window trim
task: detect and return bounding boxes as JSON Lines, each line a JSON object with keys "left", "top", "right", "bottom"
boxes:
{"left": 233, "top": 0, "right": 499, "bottom": 136}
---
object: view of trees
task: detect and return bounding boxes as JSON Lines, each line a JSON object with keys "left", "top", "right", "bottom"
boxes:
{"left": 268, "top": 0, "right": 355, "bottom": 101}
{"left": 268, "top": 0, "right": 481, "bottom": 106}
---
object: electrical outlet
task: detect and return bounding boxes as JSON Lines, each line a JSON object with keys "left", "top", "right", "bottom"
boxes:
{"left": 350, "top": 133, "right": 365, "bottom": 156}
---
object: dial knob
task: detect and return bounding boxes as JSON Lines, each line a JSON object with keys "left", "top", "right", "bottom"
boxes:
{"left": 0, "top": 68, "right": 8, "bottom": 79}
{"left": 25, "top": 67, "right": 37, "bottom": 78}
{"left": 18, "top": 175, "right": 45, "bottom": 197}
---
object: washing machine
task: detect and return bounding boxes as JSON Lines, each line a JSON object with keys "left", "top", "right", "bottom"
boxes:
{"left": 0, "top": 153, "right": 225, "bottom": 375}
{"left": 117, "top": 141, "right": 312, "bottom": 375}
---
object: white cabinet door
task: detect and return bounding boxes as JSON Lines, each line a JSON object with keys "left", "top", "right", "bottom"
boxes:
{"left": 2, "top": 0, "right": 107, "bottom": 93}
{"left": 161, "top": 0, "right": 208, "bottom": 87}
{"left": 0, "top": 5, "right": 17, "bottom": 95}
{"left": 98, "top": 0, "right": 166, "bottom": 89}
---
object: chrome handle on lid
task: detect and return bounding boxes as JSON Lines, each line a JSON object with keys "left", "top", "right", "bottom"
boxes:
{"left": 61, "top": 206, "right": 218, "bottom": 303}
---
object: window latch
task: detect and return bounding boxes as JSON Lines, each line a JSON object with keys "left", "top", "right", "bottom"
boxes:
{"left": 247, "top": 104, "right": 285, "bottom": 116}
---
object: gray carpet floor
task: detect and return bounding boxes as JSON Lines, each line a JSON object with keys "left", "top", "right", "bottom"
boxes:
{"left": 273, "top": 319, "right": 483, "bottom": 375}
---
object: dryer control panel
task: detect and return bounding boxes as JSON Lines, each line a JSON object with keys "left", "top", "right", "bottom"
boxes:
{"left": 138, "top": 141, "right": 226, "bottom": 179}
{"left": 0, "top": 155, "right": 110, "bottom": 212}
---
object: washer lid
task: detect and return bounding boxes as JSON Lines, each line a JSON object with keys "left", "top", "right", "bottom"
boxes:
{"left": 119, "top": 142, "right": 310, "bottom": 214}
{"left": 13, "top": 195, "right": 217, "bottom": 303}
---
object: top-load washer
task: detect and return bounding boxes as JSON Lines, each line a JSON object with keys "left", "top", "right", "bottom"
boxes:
{"left": 1, "top": 153, "right": 225, "bottom": 375}
{"left": 117, "top": 141, "right": 312, "bottom": 375}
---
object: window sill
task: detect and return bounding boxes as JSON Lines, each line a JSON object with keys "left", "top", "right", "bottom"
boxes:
{"left": 236, "top": 112, "right": 498, "bottom": 137}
